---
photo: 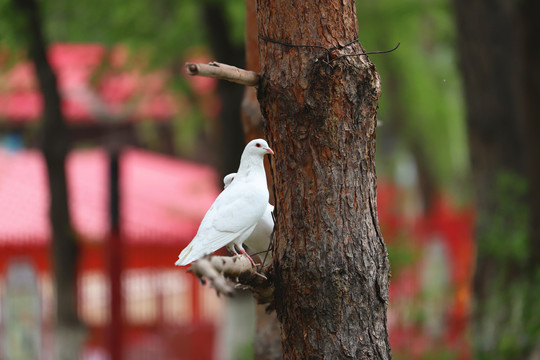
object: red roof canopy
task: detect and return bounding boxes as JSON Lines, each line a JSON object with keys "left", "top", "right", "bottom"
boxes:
{"left": 0, "top": 43, "right": 182, "bottom": 123}
{"left": 0, "top": 148, "right": 219, "bottom": 247}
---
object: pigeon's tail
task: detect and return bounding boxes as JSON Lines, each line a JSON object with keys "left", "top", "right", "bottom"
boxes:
{"left": 175, "top": 243, "right": 195, "bottom": 266}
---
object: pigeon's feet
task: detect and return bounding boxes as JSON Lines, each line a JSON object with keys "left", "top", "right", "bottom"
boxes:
{"left": 239, "top": 249, "right": 257, "bottom": 267}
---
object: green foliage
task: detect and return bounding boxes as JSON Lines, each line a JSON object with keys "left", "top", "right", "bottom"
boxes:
{"left": 2, "top": 0, "right": 244, "bottom": 82}
{"left": 358, "top": 0, "right": 468, "bottom": 196}
{"left": 477, "top": 171, "right": 529, "bottom": 266}
{"left": 41, "top": 0, "right": 245, "bottom": 66}
{"left": 386, "top": 233, "right": 418, "bottom": 274}
{"left": 43, "top": 0, "right": 202, "bottom": 61}
{"left": 234, "top": 341, "right": 254, "bottom": 360}
{"left": 172, "top": 108, "right": 206, "bottom": 154}
{"left": 473, "top": 171, "right": 539, "bottom": 359}
{"left": 0, "top": 0, "right": 31, "bottom": 49}
{"left": 220, "top": 0, "right": 246, "bottom": 46}
{"left": 474, "top": 273, "right": 540, "bottom": 359}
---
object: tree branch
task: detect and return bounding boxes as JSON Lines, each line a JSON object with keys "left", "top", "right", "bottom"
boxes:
{"left": 185, "top": 62, "right": 259, "bottom": 86}
{"left": 188, "top": 255, "right": 274, "bottom": 304}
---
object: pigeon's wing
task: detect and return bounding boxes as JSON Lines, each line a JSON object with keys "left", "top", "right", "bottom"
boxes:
{"left": 211, "top": 184, "right": 267, "bottom": 232}
{"left": 176, "top": 224, "right": 255, "bottom": 266}
{"left": 175, "top": 183, "right": 266, "bottom": 266}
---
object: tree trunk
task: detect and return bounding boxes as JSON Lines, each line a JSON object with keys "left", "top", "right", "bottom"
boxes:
{"left": 12, "top": 0, "right": 85, "bottom": 358}
{"left": 521, "top": 0, "right": 540, "bottom": 272}
{"left": 454, "top": 0, "right": 540, "bottom": 357}
{"left": 202, "top": 2, "right": 246, "bottom": 178}
{"left": 256, "top": 1, "right": 391, "bottom": 358}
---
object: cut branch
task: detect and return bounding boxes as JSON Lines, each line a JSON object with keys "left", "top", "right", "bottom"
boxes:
{"left": 185, "top": 62, "right": 259, "bottom": 86}
{"left": 188, "top": 255, "right": 274, "bottom": 304}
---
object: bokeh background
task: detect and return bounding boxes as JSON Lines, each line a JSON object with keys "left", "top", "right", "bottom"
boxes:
{"left": 1, "top": 0, "right": 538, "bottom": 359}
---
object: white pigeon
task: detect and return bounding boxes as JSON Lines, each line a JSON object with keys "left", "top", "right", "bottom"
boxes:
{"left": 223, "top": 173, "right": 274, "bottom": 258}
{"left": 175, "top": 139, "right": 274, "bottom": 266}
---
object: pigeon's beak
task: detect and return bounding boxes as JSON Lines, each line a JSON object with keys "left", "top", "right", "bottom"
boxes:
{"left": 265, "top": 147, "right": 274, "bottom": 155}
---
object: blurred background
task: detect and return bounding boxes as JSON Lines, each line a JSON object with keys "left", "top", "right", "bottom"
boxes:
{"left": 1, "top": 0, "right": 538, "bottom": 359}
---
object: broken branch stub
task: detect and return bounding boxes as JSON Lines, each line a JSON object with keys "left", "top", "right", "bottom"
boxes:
{"left": 185, "top": 62, "right": 260, "bottom": 87}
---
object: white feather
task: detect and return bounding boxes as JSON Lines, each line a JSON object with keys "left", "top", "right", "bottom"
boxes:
{"left": 223, "top": 173, "right": 274, "bottom": 256}
{"left": 175, "top": 139, "right": 273, "bottom": 266}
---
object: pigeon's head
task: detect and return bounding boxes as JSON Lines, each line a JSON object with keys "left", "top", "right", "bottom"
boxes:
{"left": 245, "top": 139, "right": 274, "bottom": 157}
{"left": 223, "top": 173, "right": 236, "bottom": 189}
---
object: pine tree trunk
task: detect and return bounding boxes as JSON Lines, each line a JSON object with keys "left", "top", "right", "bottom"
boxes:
{"left": 454, "top": 0, "right": 540, "bottom": 357}
{"left": 12, "top": 0, "right": 85, "bottom": 358}
{"left": 256, "top": 1, "right": 391, "bottom": 358}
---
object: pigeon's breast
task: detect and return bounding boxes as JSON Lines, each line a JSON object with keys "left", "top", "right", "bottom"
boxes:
{"left": 239, "top": 181, "right": 269, "bottom": 212}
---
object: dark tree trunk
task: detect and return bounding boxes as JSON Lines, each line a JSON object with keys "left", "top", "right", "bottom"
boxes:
{"left": 12, "top": 0, "right": 84, "bottom": 358}
{"left": 242, "top": 0, "right": 265, "bottom": 142}
{"left": 256, "top": 1, "right": 391, "bottom": 358}
{"left": 202, "top": 3, "right": 246, "bottom": 178}
{"left": 454, "top": 0, "right": 540, "bottom": 357}
{"left": 521, "top": 0, "right": 540, "bottom": 270}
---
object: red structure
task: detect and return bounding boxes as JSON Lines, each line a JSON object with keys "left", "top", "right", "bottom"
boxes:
{"left": 0, "top": 147, "right": 222, "bottom": 359}
{"left": 0, "top": 43, "right": 180, "bottom": 123}
{"left": 377, "top": 181, "right": 474, "bottom": 359}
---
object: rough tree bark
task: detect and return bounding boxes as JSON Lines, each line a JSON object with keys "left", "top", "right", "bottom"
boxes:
{"left": 12, "top": 0, "right": 85, "bottom": 358}
{"left": 454, "top": 0, "right": 540, "bottom": 357}
{"left": 256, "top": 0, "right": 391, "bottom": 358}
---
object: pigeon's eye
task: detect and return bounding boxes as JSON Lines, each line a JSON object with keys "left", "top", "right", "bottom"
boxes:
{"left": 255, "top": 143, "right": 261, "bottom": 148}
